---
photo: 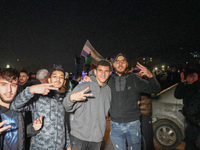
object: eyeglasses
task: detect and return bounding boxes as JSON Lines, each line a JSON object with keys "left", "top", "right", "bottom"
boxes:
{"left": 115, "top": 59, "right": 126, "bottom": 64}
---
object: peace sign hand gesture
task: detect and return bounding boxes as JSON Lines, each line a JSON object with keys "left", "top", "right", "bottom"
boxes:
{"left": 70, "top": 87, "right": 93, "bottom": 102}
{"left": 33, "top": 115, "right": 43, "bottom": 131}
{"left": 30, "top": 83, "right": 58, "bottom": 95}
{"left": 136, "top": 62, "right": 153, "bottom": 78}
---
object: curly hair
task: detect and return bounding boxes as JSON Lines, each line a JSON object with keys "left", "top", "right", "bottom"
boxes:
{"left": 0, "top": 68, "right": 19, "bottom": 82}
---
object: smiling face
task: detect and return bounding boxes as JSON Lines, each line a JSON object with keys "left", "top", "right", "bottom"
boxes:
{"left": 94, "top": 65, "right": 111, "bottom": 86}
{"left": 48, "top": 70, "right": 65, "bottom": 89}
{"left": 114, "top": 56, "right": 128, "bottom": 76}
{"left": 0, "top": 77, "right": 18, "bottom": 107}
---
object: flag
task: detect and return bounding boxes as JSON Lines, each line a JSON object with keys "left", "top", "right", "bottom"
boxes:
{"left": 81, "top": 40, "right": 104, "bottom": 66}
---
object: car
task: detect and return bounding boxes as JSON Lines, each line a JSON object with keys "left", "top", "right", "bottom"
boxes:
{"left": 152, "top": 83, "right": 185, "bottom": 149}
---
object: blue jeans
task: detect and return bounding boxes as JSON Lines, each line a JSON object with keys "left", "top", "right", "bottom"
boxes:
{"left": 110, "top": 120, "right": 141, "bottom": 150}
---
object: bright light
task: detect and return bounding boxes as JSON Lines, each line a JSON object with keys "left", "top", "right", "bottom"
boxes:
{"left": 155, "top": 67, "right": 158, "bottom": 70}
{"left": 162, "top": 65, "right": 165, "bottom": 68}
{"left": 6, "top": 64, "right": 10, "bottom": 68}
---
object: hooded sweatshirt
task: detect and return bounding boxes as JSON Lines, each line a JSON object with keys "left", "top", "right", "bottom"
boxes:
{"left": 63, "top": 76, "right": 111, "bottom": 142}
{"left": 108, "top": 73, "right": 161, "bottom": 123}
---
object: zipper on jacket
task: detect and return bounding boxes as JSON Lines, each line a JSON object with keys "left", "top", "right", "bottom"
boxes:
{"left": 119, "top": 76, "right": 122, "bottom": 122}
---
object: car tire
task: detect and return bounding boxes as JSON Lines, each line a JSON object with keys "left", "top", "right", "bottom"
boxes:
{"left": 153, "top": 119, "right": 183, "bottom": 149}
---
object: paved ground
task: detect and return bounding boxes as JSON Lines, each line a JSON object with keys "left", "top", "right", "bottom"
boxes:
{"left": 101, "top": 120, "right": 185, "bottom": 150}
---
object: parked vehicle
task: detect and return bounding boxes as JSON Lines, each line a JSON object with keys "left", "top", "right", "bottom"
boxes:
{"left": 152, "top": 83, "right": 185, "bottom": 149}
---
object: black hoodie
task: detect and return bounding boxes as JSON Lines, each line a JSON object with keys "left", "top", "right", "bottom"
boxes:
{"left": 108, "top": 73, "right": 161, "bottom": 123}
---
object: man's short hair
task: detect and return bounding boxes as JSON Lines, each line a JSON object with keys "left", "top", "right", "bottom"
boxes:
{"left": 96, "top": 60, "right": 112, "bottom": 71}
{"left": 0, "top": 68, "right": 19, "bottom": 82}
{"left": 36, "top": 69, "right": 49, "bottom": 80}
{"left": 49, "top": 64, "right": 65, "bottom": 77}
{"left": 20, "top": 70, "right": 29, "bottom": 76}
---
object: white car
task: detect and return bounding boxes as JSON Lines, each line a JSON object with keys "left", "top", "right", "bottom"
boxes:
{"left": 152, "top": 83, "right": 185, "bottom": 149}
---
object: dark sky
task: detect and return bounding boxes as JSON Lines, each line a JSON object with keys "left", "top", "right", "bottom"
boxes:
{"left": 0, "top": 1, "right": 200, "bottom": 72}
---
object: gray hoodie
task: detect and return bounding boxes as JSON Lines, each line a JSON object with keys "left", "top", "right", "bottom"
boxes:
{"left": 63, "top": 76, "right": 111, "bottom": 142}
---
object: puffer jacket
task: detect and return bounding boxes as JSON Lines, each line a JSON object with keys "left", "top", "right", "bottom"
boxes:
{"left": 10, "top": 87, "right": 71, "bottom": 150}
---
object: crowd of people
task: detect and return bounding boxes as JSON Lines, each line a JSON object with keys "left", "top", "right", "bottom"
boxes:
{"left": 0, "top": 52, "right": 200, "bottom": 150}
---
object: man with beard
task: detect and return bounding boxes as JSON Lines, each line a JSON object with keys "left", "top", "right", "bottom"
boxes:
{"left": 18, "top": 70, "right": 32, "bottom": 93}
{"left": 0, "top": 68, "right": 42, "bottom": 149}
{"left": 18, "top": 70, "right": 34, "bottom": 149}
{"left": 10, "top": 64, "right": 71, "bottom": 150}
{"left": 108, "top": 53, "right": 160, "bottom": 150}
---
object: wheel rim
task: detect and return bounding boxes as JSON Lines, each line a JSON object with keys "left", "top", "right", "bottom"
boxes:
{"left": 156, "top": 125, "right": 176, "bottom": 146}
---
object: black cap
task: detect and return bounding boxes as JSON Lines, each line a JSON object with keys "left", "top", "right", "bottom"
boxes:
{"left": 114, "top": 53, "right": 128, "bottom": 62}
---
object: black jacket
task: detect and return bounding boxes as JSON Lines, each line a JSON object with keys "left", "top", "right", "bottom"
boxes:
{"left": 174, "top": 80, "right": 200, "bottom": 116}
{"left": 108, "top": 73, "right": 161, "bottom": 123}
{"left": 0, "top": 105, "right": 37, "bottom": 150}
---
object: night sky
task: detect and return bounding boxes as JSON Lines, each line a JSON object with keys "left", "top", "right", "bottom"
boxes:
{"left": 0, "top": 1, "right": 200, "bottom": 73}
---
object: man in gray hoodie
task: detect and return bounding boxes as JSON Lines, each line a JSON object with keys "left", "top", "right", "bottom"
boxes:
{"left": 63, "top": 60, "right": 112, "bottom": 150}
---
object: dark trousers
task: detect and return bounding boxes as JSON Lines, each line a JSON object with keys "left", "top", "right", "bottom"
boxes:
{"left": 185, "top": 120, "right": 199, "bottom": 150}
{"left": 70, "top": 134, "right": 101, "bottom": 150}
{"left": 141, "top": 115, "right": 155, "bottom": 150}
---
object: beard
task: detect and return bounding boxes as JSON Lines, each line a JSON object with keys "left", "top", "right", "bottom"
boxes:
{"left": 0, "top": 93, "right": 14, "bottom": 104}
{"left": 116, "top": 67, "right": 127, "bottom": 75}
{"left": 116, "top": 70, "right": 125, "bottom": 75}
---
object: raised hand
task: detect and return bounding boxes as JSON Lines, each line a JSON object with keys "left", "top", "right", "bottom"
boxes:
{"left": 33, "top": 115, "right": 43, "bottom": 131}
{"left": 70, "top": 87, "right": 93, "bottom": 102}
{"left": 136, "top": 62, "right": 153, "bottom": 78}
{"left": 0, "top": 121, "right": 11, "bottom": 134}
{"left": 180, "top": 72, "right": 186, "bottom": 82}
{"left": 193, "top": 73, "right": 199, "bottom": 82}
{"left": 30, "top": 83, "right": 58, "bottom": 95}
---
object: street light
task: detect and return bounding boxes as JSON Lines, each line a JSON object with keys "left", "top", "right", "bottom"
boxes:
{"left": 6, "top": 63, "right": 10, "bottom": 68}
{"left": 161, "top": 65, "right": 165, "bottom": 71}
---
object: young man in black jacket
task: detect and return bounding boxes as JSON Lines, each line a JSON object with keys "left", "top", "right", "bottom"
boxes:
{"left": 109, "top": 53, "right": 161, "bottom": 150}
{"left": 0, "top": 68, "right": 42, "bottom": 150}
{"left": 174, "top": 70, "right": 199, "bottom": 150}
